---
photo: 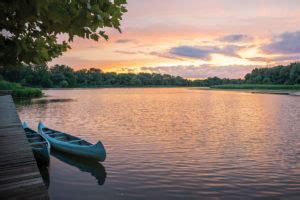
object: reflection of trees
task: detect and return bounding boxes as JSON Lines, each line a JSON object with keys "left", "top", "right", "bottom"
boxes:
{"left": 37, "top": 162, "right": 49, "bottom": 189}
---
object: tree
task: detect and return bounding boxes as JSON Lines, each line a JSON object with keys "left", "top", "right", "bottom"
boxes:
{"left": 0, "top": 0, "right": 127, "bottom": 67}
{"left": 129, "top": 76, "right": 142, "bottom": 86}
{"left": 103, "top": 72, "right": 117, "bottom": 85}
{"left": 87, "top": 68, "right": 103, "bottom": 85}
{"left": 289, "top": 63, "right": 300, "bottom": 84}
{"left": 50, "top": 64, "right": 76, "bottom": 87}
{"left": 75, "top": 69, "right": 88, "bottom": 86}
{"left": 244, "top": 63, "right": 300, "bottom": 85}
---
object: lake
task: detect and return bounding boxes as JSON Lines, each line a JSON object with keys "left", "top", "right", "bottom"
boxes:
{"left": 16, "top": 88, "right": 300, "bottom": 200}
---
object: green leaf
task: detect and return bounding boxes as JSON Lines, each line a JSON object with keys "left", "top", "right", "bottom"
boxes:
{"left": 0, "top": 0, "right": 127, "bottom": 66}
{"left": 40, "top": 48, "right": 49, "bottom": 59}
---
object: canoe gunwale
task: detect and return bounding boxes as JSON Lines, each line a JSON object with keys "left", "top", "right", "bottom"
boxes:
{"left": 22, "top": 122, "right": 50, "bottom": 165}
{"left": 23, "top": 128, "right": 50, "bottom": 150}
{"left": 38, "top": 122, "right": 106, "bottom": 162}
{"left": 41, "top": 128, "right": 92, "bottom": 146}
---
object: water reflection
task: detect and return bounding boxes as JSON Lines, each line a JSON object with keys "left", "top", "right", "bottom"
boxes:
{"left": 15, "top": 98, "right": 74, "bottom": 106}
{"left": 16, "top": 89, "right": 300, "bottom": 199}
{"left": 37, "top": 162, "right": 50, "bottom": 189}
{"left": 51, "top": 149, "right": 106, "bottom": 185}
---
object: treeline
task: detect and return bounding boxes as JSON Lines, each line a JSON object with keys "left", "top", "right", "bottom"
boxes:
{"left": 245, "top": 62, "right": 300, "bottom": 84}
{"left": 0, "top": 64, "right": 243, "bottom": 88}
{"left": 0, "top": 62, "right": 299, "bottom": 88}
{"left": 1, "top": 65, "right": 189, "bottom": 87}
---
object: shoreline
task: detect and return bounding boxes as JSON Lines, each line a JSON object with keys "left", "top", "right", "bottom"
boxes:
{"left": 195, "top": 87, "right": 300, "bottom": 96}
{"left": 38, "top": 87, "right": 300, "bottom": 96}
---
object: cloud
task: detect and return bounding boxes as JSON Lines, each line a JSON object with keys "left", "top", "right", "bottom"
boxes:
{"left": 168, "top": 45, "right": 243, "bottom": 60}
{"left": 140, "top": 64, "right": 257, "bottom": 79}
{"left": 220, "top": 45, "right": 244, "bottom": 57}
{"left": 247, "top": 55, "right": 300, "bottom": 62}
{"left": 113, "top": 50, "right": 181, "bottom": 61}
{"left": 219, "top": 34, "right": 253, "bottom": 42}
{"left": 114, "top": 50, "right": 138, "bottom": 55}
{"left": 114, "top": 39, "right": 136, "bottom": 43}
{"left": 263, "top": 31, "right": 300, "bottom": 54}
{"left": 271, "top": 55, "right": 300, "bottom": 61}
{"left": 169, "top": 46, "right": 215, "bottom": 60}
{"left": 114, "top": 49, "right": 186, "bottom": 60}
{"left": 149, "top": 51, "right": 185, "bottom": 61}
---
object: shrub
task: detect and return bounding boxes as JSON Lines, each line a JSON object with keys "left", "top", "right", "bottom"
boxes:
{"left": 0, "top": 80, "right": 42, "bottom": 98}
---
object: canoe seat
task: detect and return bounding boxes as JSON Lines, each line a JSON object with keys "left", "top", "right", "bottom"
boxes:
{"left": 48, "top": 132, "right": 64, "bottom": 136}
{"left": 53, "top": 136, "right": 66, "bottom": 140}
{"left": 68, "top": 139, "right": 82, "bottom": 144}
{"left": 25, "top": 132, "right": 36, "bottom": 135}
{"left": 43, "top": 131, "right": 52, "bottom": 134}
{"left": 30, "top": 141, "right": 47, "bottom": 145}
{"left": 28, "top": 136, "right": 42, "bottom": 140}
{"left": 25, "top": 133, "right": 38, "bottom": 137}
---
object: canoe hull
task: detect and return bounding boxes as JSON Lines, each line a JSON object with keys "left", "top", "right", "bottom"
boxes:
{"left": 23, "top": 122, "right": 50, "bottom": 166}
{"left": 38, "top": 122, "right": 106, "bottom": 162}
{"left": 49, "top": 139, "right": 106, "bottom": 161}
{"left": 32, "top": 147, "right": 50, "bottom": 166}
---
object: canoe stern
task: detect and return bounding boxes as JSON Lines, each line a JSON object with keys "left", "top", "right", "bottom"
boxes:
{"left": 92, "top": 141, "right": 106, "bottom": 162}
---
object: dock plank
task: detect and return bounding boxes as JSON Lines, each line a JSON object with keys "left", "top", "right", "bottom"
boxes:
{"left": 0, "top": 95, "right": 49, "bottom": 199}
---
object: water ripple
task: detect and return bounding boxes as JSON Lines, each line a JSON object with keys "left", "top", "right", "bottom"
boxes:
{"left": 17, "top": 88, "right": 300, "bottom": 200}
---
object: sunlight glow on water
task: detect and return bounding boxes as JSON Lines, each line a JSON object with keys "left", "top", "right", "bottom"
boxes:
{"left": 17, "top": 88, "right": 300, "bottom": 199}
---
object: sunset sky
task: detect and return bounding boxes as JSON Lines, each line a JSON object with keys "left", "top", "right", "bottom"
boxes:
{"left": 50, "top": 0, "right": 300, "bottom": 79}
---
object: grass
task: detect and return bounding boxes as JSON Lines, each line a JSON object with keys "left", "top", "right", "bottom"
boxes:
{"left": 0, "top": 80, "right": 23, "bottom": 90}
{"left": 210, "top": 84, "right": 300, "bottom": 90}
{"left": 0, "top": 80, "right": 42, "bottom": 98}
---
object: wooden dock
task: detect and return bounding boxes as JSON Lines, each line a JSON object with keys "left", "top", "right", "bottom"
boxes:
{"left": 0, "top": 95, "right": 49, "bottom": 199}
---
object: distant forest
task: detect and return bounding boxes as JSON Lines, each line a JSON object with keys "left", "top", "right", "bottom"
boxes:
{"left": 0, "top": 62, "right": 299, "bottom": 88}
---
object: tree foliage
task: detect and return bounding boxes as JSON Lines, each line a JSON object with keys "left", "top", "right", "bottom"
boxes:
{"left": 0, "top": 64, "right": 243, "bottom": 88}
{"left": 1, "top": 63, "right": 299, "bottom": 88}
{"left": 0, "top": 0, "right": 127, "bottom": 67}
{"left": 245, "top": 62, "right": 300, "bottom": 84}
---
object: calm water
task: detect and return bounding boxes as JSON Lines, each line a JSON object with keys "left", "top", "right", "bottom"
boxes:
{"left": 16, "top": 88, "right": 300, "bottom": 200}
